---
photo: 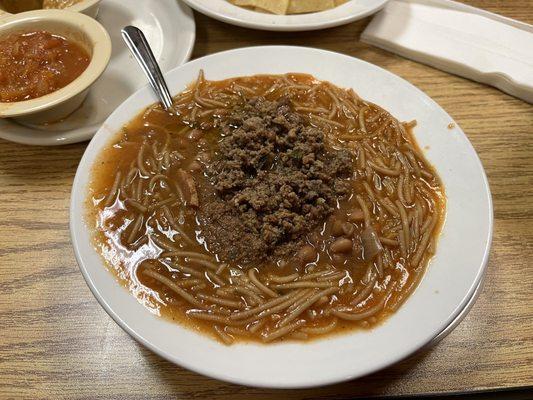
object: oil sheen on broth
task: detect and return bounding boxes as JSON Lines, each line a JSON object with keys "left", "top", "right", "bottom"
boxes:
{"left": 89, "top": 73, "right": 445, "bottom": 344}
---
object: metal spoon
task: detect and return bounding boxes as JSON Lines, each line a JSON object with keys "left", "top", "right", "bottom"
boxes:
{"left": 121, "top": 26, "right": 174, "bottom": 111}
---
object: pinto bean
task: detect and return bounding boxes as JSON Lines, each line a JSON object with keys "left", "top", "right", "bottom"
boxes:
{"left": 330, "top": 237, "right": 353, "bottom": 254}
{"left": 297, "top": 244, "right": 317, "bottom": 263}
{"left": 342, "top": 222, "right": 355, "bottom": 236}
{"left": 347, "top": 209, "right": 365, "bottom": 222}
{"left": 330, "top": 219, "right": 345, "bottom": 236}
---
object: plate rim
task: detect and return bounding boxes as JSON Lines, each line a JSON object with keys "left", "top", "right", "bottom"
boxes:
{"left": 70, "top": 45, "right": 493, "bottom": 388}
{"left": 181, "top": 0, "right": 389, "bottom": 31}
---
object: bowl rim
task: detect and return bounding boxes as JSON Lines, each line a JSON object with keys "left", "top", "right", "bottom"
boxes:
{"left": 70, "top": 45, "right": 494, "bottom": 388}
{"left": 0, "top": 9, "right": 111, "bottom": 117}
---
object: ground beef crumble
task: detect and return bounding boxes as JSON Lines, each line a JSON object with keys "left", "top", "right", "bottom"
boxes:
{"left": 198, "top": 97, "right": 353, "bottom": 264}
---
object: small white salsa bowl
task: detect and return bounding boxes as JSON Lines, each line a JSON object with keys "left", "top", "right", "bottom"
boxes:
{"left": 70, "top": 46, "right": 493, "bottom": 388}
{"left": 0, "top": 9, "right": 111, "bottom": 125}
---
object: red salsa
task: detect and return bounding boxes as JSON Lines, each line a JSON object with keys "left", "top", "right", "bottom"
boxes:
{"left": 0, "top": 30, "right": 90, "bottom": 103}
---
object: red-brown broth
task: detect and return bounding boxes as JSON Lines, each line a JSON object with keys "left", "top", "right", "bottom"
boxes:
{"left": 89, "top": 73, "right": 445, "bottom": 344}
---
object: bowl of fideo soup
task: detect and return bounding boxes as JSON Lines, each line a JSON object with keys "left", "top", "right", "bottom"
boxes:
{"left": 0, "top": 0, "right": 102, "bottom": 18}
{"left": 0, "top": 9, "right": 110, "bottom": 125}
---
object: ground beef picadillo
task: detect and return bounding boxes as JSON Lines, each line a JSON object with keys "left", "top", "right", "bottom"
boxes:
{"left": 198, "top": 97, "right": 353, "bottom": 264}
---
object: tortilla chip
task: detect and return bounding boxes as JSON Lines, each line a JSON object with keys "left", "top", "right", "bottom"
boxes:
{"left": 231, "top": 0, "right": 344, "bottom": 14}
{"left": 231, "top": 0, "right": 258, "bottom": 7}
{"left": 253, "top": 0, "right": 290, "bottom": 14}
{"left": 287, "top": 0, "right": 335, "bottom": 13}
{"left": 233, "top": 0, "right": 289, "bottom": 14}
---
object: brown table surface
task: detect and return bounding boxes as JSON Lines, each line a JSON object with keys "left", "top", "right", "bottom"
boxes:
{"left": 1, "top": 1, "right": 532, "bottom": 398}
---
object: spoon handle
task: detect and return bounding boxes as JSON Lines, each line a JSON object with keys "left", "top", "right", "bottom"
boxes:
{"left": 121, "top": 26, "right": 174, "bottom": 111}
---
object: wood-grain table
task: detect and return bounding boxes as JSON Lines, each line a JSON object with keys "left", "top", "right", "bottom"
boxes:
{"left": 1, "top": 1, "right": 531, "bottom": 398}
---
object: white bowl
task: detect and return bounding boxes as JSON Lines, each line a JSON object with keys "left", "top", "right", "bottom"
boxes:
{"left": 70, "top": 46, "right": 493, "bottom": 388}
{"left": 182, "top": 0, "right": 389, "bottom": 31}
{"left": 0, "top": 9, "right": 111, "bottom": 124}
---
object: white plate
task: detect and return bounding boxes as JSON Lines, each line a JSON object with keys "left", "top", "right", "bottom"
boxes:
{"left": 429, "top": 271, "right": 486, "bottom": 348}
{"left": 182, "top": 0, "right": 388, "bottom": 31}
{"left": 0, "top": 0, "right": 195, "bottom": 146}
{"left": 70, "top": 46, "right": 493, "bottom": 388}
